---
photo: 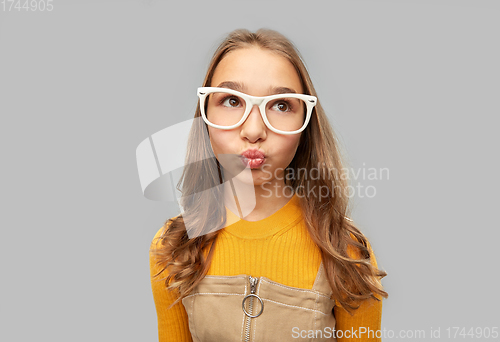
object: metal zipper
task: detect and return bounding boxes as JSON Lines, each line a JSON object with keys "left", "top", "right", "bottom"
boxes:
{"left": 242, "top": 275, "right": 263, "bottom": 342}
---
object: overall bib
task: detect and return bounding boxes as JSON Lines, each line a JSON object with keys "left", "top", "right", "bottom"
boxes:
{"left": 181, "top": 261, "right": 337, "bottom": 341}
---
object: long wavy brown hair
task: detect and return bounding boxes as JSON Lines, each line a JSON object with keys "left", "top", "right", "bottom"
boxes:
{"left": 150, "top": 28, "right": 388, "bottom": 314}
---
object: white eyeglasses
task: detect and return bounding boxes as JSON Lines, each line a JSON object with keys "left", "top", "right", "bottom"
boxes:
{"left": 197, "top": 87, "right": 317, "bottom": 135}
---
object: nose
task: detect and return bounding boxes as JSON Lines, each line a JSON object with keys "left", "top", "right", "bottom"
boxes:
{"left": 240, "top": 104, "right": 267, "bottom": 141}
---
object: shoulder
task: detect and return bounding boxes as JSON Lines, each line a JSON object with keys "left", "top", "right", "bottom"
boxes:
{"left": 149, "top": 215, "right": 180, "bottom": 277}
{"left": 150, "top": 215, "right": 181, "bottom": 251}
{"left": 150, "top": 225, "right": 166, "bottom": 251}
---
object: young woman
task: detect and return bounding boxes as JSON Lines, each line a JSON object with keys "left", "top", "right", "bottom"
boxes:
{"left": 150, "top": 28, "right": 388, "bottom": 342}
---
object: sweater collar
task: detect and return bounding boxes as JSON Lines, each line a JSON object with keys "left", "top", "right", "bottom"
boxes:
{"left": 222, "top": 193, "right": 302, "bottom": 239}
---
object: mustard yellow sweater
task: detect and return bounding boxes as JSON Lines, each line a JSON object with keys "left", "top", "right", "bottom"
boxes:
{"left": 150, "top": 194, "right": 383, "bottom": 341}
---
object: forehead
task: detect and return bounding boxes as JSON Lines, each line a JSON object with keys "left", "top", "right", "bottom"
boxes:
{"left": 210, "top": 47, "right": 303, "bottom": 95}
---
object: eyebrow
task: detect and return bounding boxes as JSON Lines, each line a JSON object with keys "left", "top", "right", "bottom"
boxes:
{"left": 216, "top": 81, "right": 298, "bottom": 95}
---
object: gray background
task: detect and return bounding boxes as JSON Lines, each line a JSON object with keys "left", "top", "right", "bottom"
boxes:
{"left": 1, "top": 0, "right": 499, "bottom": 341}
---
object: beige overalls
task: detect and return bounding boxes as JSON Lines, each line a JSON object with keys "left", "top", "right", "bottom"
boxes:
{"left": 181, "top": 261, "right": 337, "bottom": 341}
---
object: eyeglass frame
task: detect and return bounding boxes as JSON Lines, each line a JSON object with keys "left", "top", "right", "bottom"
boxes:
{"left": 197, "top": 87, "right": 317, "bottom": 135}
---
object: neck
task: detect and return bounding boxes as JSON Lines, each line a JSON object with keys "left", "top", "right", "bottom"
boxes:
{"left": 223, "top": 175, "right": 294, "bottom": 222}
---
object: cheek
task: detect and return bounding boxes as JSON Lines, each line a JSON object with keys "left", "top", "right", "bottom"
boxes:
{"left": 278, "top": 135, "right": 301, "bottom": 157}
{"left": 207, "top": 128, "right": 234, "bottom": 155}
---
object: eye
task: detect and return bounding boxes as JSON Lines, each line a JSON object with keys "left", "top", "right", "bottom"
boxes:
{"left": 222, "top": 96, "right": 241, "bottom": 108}
{"left": 272, "top": 101, "right": 291, "bottom": 112}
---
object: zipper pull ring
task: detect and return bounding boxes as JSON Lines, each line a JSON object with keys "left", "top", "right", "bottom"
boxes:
{"left": 242, "top": 276, "right": 264, "bottom": 318}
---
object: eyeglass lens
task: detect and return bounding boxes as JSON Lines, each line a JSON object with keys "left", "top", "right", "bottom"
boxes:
{"left": 204, "top": 91, "right": 306, "bottom": 132}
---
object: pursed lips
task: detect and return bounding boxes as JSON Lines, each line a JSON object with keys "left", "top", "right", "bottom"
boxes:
{"left": 240, "top": 149, "right": 266, "bottom": 168}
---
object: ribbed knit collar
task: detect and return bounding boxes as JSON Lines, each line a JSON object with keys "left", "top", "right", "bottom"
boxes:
{"left": 222, "top": 193, "right": 302, "bottom": 239}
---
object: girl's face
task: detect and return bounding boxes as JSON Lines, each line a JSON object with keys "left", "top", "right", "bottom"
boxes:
{"left": 208, "top": 47, "right": 304, "bottom": 188}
